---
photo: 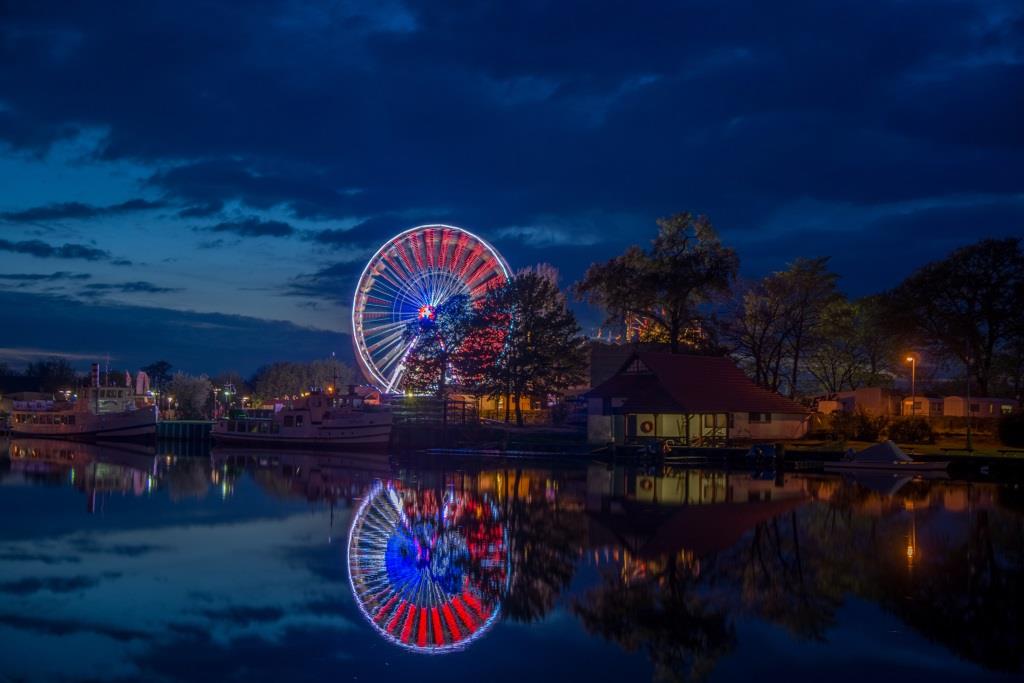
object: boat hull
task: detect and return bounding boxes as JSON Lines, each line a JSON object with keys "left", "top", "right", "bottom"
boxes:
{"left": 211, "top": 426, "right": 392, "bottom": 450}
{"left": 10, "top": 407, "right": 157, "bottom": 442}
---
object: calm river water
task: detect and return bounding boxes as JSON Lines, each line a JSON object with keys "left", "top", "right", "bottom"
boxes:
{"left": 1, "top": 439, "right": 1021, "bottom": 682}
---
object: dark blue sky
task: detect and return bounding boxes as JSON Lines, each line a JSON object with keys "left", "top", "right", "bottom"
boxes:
{"left": 1, "top": 1, "right": 1021, "bottom": 374}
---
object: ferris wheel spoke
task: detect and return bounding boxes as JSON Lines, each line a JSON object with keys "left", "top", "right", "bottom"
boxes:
{"left": 434, "top": 273, "right": 466, "bottom": 307}
{"left": 377, "top": 333, "right": 415, "bottom": 369}
{"left": 364, "top": 322, "right": 414, "bottom": 344}
{"left": 383, "top": 337, "right": 418, "bottom": 392}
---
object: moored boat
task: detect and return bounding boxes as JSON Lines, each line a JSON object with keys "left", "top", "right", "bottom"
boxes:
{"left": 10, "top": 384, "right": 157, "bottom": 442}
{"left": 211, "top": 390, "right": 392, "bottom": 450}
{"left": 824, "top": 440, "right": 949, "bottom": 472}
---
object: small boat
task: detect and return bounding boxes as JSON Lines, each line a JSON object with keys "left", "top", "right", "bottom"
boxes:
{"left": 824, "top": 440, "right": 949, "bottom": 472}
{"left": 211, "top": 390, "right": 392, "bottom": 450}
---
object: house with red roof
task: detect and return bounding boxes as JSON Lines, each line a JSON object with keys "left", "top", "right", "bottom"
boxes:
{"left": 585, "top": 351, "right": 810, "bottom": 445}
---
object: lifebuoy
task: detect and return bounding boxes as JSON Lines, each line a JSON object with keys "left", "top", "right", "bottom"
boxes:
{"left": 639, "top": 477, "right": 654, "bottom": 491}
{"left": 640, "top": 420, "right": 654, "bottom": 434}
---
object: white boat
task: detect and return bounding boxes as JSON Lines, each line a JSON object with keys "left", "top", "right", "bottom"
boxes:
{"left": 824, "top": 440, "right": 949, "bottom": 472}
{"left": 211, "top": 391, "right": 392, "bottom": 450}
{"left": 10, "top": 385, "right": 157, "bottom": 441}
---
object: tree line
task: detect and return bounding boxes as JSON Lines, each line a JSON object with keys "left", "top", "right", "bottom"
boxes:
{"left": 574, "top": 213, "right": 1024, "bottom": 403}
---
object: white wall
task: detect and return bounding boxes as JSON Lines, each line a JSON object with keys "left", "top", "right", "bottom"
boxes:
{"left": 731, "top": 412, "right": 809, "bottom": 440}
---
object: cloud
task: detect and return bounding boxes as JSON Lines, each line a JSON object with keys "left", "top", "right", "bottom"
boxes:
{"left": 0, "top": 290, "right": 352, "bottom": 374}
{"left": 0, "top": 198, "right": 164, "bottom": 223}
{"left": 0, "top": 238, "right": 111, "bottom": 261}
{"left": 495, "top": 223, "right": 604, "bottom": 247}
{"left": 284, "top": 261, "right": 365, "bottom": 306}
{"left": 81, "top": 281, "right": 181, "bottom": 296}
{"left": 0, "top": 574, "right": 109, "bottom": 595}
{"left": 178, "top": 201, "right": 224, "bottom": 218}
{"left": 0, "top": 0, "right": 1020, "bottom": 315}
{"left": 0, "top": 612, "right": 150, "bottom": 642}
{"left": 202, "top": 216, "right": 296, "bottom": 238}
{"left": 0, "top": 271, "right": 91, "bottom": 281}
{"left": 196, "top": 606, "right": 285, "bottom": 625}
{"left": 0, "top": 550, "right": 82, "bottom": 565}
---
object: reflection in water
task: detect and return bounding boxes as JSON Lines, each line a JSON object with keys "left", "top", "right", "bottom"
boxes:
{"left": 347, "top": 482, "right": 508, "bottom": 653}
{"left": 8, "top": 438, "right": 162, "bottom": 512}
{"left": 1, "top": 438, "right": 1022, "bottom": 681}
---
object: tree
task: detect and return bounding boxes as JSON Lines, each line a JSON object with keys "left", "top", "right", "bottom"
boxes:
{"left": 805, "top": 299, "right": 862, "bottom": 394}
{"left": 24, "top": 357, "right": 78, "bottom": 392}
{"left": 141, "top": 360, "right": 173, "bottom": 388}
{"left": 211, "top": 371, "right": 251, "bottom": 396}
{"left": 575, "top": 213, "right": 739, "bottom": 353}
{"left": 305, "top": 357, "right": 353, "bottom": 392}
{"left": 726, "top": 258, "right": 840, "bottom": 397}
{"left": 775, "top": 257, "right": 841, "bottom": 398}
{"left": 887, "top": 238, "right": 1024, "bottom": 395}
{"left": 470, "top": 269, "right": 588, "bottom": 425}
{"left": 726, "top": 277, "right": 791, "bottom": 393}
{"left": 402, "top": 294, "right": 476, "bottom": 398}
{"left": 249, "top": 358, "right": 355, "bottom": 401}
{"left": 852, "top": 294, "right": 905, "bottom": 388}
{"left": 166, "top": 372, "right": 212, "bottom": 419}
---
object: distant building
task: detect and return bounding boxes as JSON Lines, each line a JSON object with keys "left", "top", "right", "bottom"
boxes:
{"left": 816, "top": 387, "right": 901, "bottom": 416}
{"left": 585, "top": 351, "right": 810, "bottom": 445}
{"left": 900, "top": 397, "right": 944, "bottom": 417}
{"left": 941, "top": 396, "right": 1016, "bottom": 417}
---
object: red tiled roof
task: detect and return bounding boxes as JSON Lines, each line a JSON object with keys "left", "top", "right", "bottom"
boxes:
{"left": 587, "top": 351, "right": 809, "bottom": 414}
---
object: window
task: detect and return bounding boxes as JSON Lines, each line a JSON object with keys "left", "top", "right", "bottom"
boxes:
{"left": 1003, "top": 405, "right": 1014, "bottom": 415}
{"left": 624, "top": 358, "right": 650, "bottom": 374}
{"left": 295, "top": 415, "right": 304, "bottom": 427}
{"left": 284, "top": 415, "right": 295, "bottom": 427}
{"left": 748, "top": 412, "right": 772, "bottom": 424}
{"left": 68, "top": 415, "right": 74, "bottom": 425}
{"left": 970, "top": 403, "right": 979, "bottom": 413}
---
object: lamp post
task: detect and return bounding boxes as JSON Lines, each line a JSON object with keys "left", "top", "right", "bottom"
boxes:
{"left": 905, "top": 356, "right": 916, "bottom": 416}
{"left": 965, "top": 353, "right": 973, "bottom": 452}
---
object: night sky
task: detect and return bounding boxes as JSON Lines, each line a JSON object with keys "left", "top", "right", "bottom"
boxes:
{"left": 1, "top": 1, "right": 1021, "bottom": 374}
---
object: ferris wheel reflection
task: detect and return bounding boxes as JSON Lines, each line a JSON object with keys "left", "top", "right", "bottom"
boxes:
{"left": 347, "top": 482, "right": 509, "bottom": 653}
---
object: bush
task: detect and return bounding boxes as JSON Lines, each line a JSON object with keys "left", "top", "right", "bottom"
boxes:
{"left": 886, "top": 417, "right": 934, "bottom": 444}
{"left": 830, "top": 410, "right": 887, "bottom": 442}
{"left": 999, "top": 412, "right": 1024, "bottom": 448}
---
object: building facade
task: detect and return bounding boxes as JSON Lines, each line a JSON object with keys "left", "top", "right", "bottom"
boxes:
{"left": 586, "top": 352, "right": 810, "bottom": 445}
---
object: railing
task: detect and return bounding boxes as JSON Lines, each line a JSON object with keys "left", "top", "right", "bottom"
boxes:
{"left": 386, "top": 396, "right": 478, "bottom": 425}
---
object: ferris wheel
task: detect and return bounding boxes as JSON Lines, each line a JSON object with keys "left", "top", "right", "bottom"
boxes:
{"left": 347, "top": 482, "right": 508, "bottom": 653}
{"left": 351, "top": 224, "right": 511, "bottom": 391}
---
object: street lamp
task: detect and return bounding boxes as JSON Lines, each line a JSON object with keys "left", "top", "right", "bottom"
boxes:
{"left": 905, "top": 356, "right": 916, "bottom": 416}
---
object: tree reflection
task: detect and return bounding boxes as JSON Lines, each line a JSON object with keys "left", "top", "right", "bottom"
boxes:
{"left": 573, "top": 551, "right": 735, "bottom": 682}
{"left": 499, "top": 468, "right": 587, "bottom": 623}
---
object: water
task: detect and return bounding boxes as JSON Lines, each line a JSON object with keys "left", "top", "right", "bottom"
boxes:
{"left": 1, "top": 439, "right": 1021, "bottom": 682}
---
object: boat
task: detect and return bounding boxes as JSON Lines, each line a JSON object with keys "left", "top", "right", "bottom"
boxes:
{"left": 824, "top": 440, "right": 949, "bottom": 472}
{"left": 211, "top": 390, "right": 392, "bottom": 450}
{"left": 9, "top": 384, "right": 157, "bottom": 442}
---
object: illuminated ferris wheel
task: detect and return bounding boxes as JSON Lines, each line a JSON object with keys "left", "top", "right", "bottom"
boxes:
{"left": 347, "top": 482, "right": 508, "bottom": 653}
{"left": 351, "top": 224, "right": 511, "bottom": 391}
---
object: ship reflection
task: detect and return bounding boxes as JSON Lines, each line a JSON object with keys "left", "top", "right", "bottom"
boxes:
{"left": 7, "top": 437, "right": 161, "bottom": 512}
{"left": 347, "top": 481, "right": 508, "bottom": 653}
